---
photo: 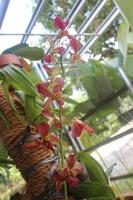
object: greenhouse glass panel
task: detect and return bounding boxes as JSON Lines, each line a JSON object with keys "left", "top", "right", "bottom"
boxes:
{"left": 0, "top": 0, "right": 40, "bottom": 53}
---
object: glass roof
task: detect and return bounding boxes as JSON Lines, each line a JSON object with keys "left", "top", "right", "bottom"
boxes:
{"left": 0, "top": 0, "right": 119, "bottom": 57}
{"left": 0, "top": 0, "right": 35, "bottom": 52}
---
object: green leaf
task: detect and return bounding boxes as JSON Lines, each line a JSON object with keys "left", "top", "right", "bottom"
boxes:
{"left": 69, "top": 181, "right": 115, "bottom": 199}
{"left": 24, "top": 96, "right": 42, "bottom": 123}
{"left": 114, "top": 0, "right": 133, "bottom": 30}
{"left": 77, "top": 61, "right": 96, "bottom": 77}
{"left": 25, "top": 68, "right": 43, "bottom": 84}
{"left": 94, "top": 66, "right": 114, "bottom": 100}
{"left": 3, "top": 43, "right": 44, "bottom": 60}
{"left": 78, "top": 151, "right": 108, "bottom": 184}
{"left": 81, "top": 61, "right": 115, "bottom": 105}
{"left": 117, "top": 21, "right": 129, "bottom": 65}
{"left": 2, "top": 43, "right": 28, "bottom": 54}
{"left": 0, "top": 65, "right": 37, "bottom": 96}
{"left": 103, "top": 60, "right": 124, "bottom": 90}
{"left": 74, "top": 100, "right": 94, "bottom": 114}
{"left": 64, "top": 97, "right": 77, "bottom": 105}
{"left": 81, "top": 76, "right": 100, "bottom": 105}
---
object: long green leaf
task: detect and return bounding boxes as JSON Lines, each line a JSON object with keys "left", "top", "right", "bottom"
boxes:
{"left": 81, "top": 76, "right": 100, "bottom": 105}
{"left": 14, "top": 46, "right": 44, "bottom": 60}
{"left": 64, "top": 97, "right": 78, "bottom": 105}
{"left": 74, "top": 100, "right": 94, "bottom": 114}
{"left": 80, "top": 61, "right": 115, "bottom": 105}
{"left": 0, "top": 65, "right": 37, "bottom": 96}
{"left": 25, "top": 68, "right": 43, "bottom": 84}
{"left": 102, "top": 60, "right": 124, "bottom": 90}
{"left": 2, "top": 43, "right": 28, "bottom": 54}
{"left": 69, "top": 181, "right": 115, "bottom": 199}
{"left": 78, "top": 151, "right": 108, "bottom": 184}
{"left": 77, "top": 61, "right": 96, "bottom": 77}
{"left": 94, "top": 66, "right": 114, "bottom": 99}
{"left": 24, "top": 96, "right": 42, "bottom": 123}
{"left": 3, "top": 43, "right": 44, "bottom": 60}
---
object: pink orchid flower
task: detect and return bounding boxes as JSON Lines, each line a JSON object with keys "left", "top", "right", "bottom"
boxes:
{"left": 44, "top": 54, "right": 53, "bottom": 63}
{"left": 71, "top": 119, "right": 94, "bottom": 138}
{"left": 36, "top": 122, "right": 50, "bottom": 136}
{"left": 53, "top": 154, "right": 83, "bottom": 192}
{"left": 70, "top": 37, "right": 80, "bottom": 53}
{"left": 36, "top": 122, "right": 59, "bottom": 151}
{"left": 54, "top": 16, "right": 69, "bottom": 31}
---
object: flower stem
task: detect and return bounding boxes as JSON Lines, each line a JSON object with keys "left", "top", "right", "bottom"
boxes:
{"left": 59, "top": 106, "right": 64, "bottom": 168}
{"left": 60, "top": 55, "right": 64, "bottom": 77}
{"left": 58, "top": 54, "right": 68, "bottom": 200}
{"left": 59, "top": 106, "right": 68, "bottom": 200}
{"left": 64, "top": 181, "right": 68, "bottom": 200}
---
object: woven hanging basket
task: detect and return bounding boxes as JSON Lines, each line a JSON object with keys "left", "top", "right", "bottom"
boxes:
{"left": 0, "top": 86, "right": 74, "bottom": 200}
{"left": 0, "top": 85, "right": 56, "bottom": 200}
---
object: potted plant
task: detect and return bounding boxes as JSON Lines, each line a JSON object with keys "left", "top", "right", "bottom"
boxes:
{"left": 0, "top": 16, "right": 116, "bottom": 200}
